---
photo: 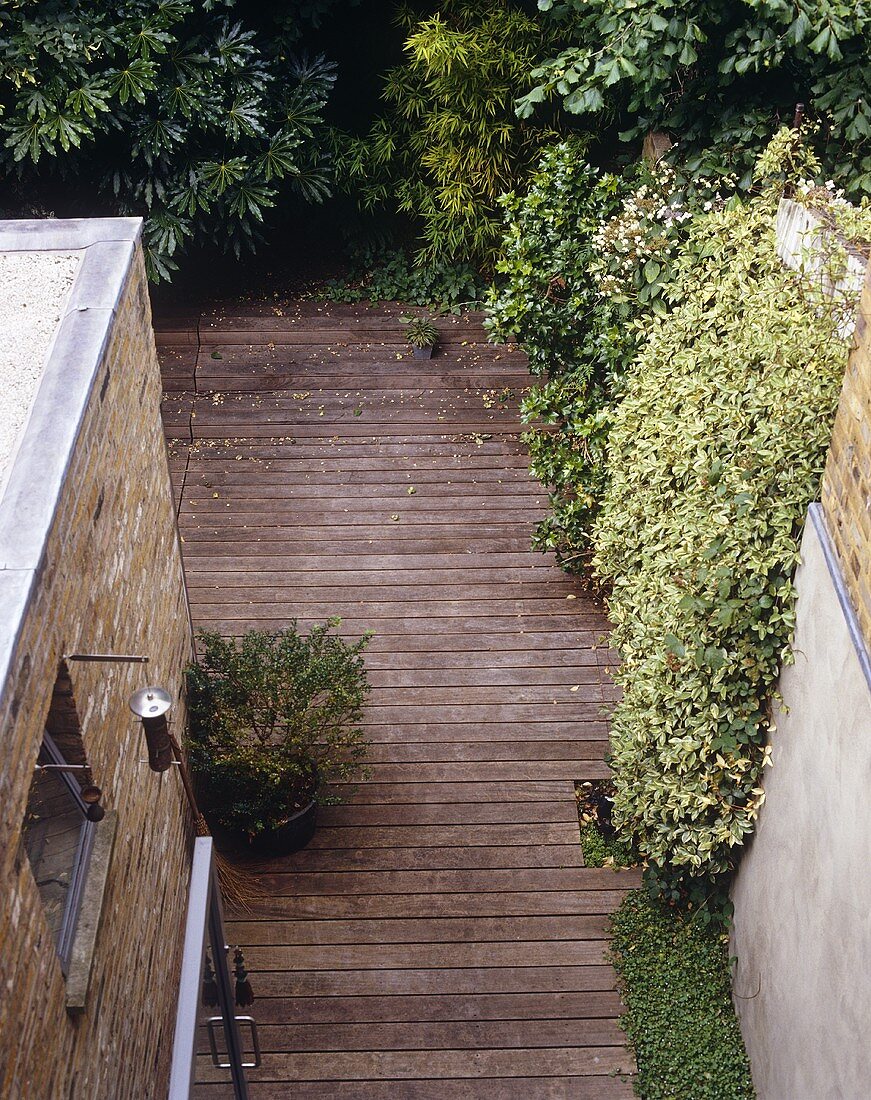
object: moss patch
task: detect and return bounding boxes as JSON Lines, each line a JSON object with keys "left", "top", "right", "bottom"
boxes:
{"left": 579, "top": 821, "right": 636, "bottom": 868}
{"left": 576, "top": 780, "right": 636, "bottom": 868}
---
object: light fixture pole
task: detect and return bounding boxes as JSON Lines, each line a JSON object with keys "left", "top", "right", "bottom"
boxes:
{"left": 129, "top": 686, "right": 174, "bottom": 772}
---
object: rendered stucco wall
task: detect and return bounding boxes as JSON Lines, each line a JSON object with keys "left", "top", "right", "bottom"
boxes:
{"left": 0, "top": 221, "right": 195, "bottom": 1099}
{"left": 730, "top": 507, "right": 871, "bottom": 1100}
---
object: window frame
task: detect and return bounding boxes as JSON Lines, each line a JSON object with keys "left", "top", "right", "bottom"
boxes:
{"left": 29, "top": 731, "right": 98, "bottom": 974}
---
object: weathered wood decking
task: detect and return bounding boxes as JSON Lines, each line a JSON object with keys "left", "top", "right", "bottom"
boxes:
{"left": 157, "top": 301, "right": 638, "bottom": 1098}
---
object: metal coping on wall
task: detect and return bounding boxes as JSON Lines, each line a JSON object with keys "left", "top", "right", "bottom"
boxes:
{"left": 0, "top": 218, "right": 142, "bottom": 701}
{"left": 809, "top": 502, "right": 871, "bottom": 696}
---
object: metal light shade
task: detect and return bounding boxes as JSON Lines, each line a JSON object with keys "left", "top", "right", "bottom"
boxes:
{"left": 129, "top": 686, "right": 174, "bottom": 773}
{"left": 129, "top": 686, "right": 173, "bottom": 719}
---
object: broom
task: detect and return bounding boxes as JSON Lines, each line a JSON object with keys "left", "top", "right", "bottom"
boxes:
{"left": 169, "top": 732, "right": 259, "bottom": 911}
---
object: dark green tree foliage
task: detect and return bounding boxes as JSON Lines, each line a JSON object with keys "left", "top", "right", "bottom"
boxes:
{"left": 519, "top": 0, "right": 871, "bottom": 195}
{"left": 487, "top": 140, "right": 625, "bottom": 377}
{"left": 273, "top": 0, "right": 362, "bottom": 42}
{"left": 338, "top": 0, "right": 559, "bottom": 269}
{"left": 486, "top": 141, "right": 627, "bottom": 565}
{"left": 0, "top": 0, "right": 336, "bottom": 278}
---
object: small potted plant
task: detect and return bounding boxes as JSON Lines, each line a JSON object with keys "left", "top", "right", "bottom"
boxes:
{"left": 402, "top": 314, "right": 439, "bottom": 358}
{"left": 187, "top": 619, "right": 371, "bottom": 856}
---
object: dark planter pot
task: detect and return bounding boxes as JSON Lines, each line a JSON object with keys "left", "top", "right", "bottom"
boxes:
{"left": 207, "top": 799, "right": 319, "bottom": 858}
{"left": 250, "top": 800, "right": 319, "bottom": 856}
{"left": 412, "top": 345, "right": 434, "bottom": 359}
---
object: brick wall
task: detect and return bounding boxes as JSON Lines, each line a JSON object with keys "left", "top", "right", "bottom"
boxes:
{"left": 822, "top": 262, "right": 871, "bottom": 645}
{"left": 0, "top": 242, "right": 195, "bottom": 1099}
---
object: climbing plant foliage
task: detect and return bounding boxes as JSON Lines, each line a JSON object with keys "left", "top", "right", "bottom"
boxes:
{"left": 593, "top": 171, "right": 868, "bottom": 899}
{"left": 0, "top": 0, "right": 337, "bottom": 278}
{"left": 491, "top": 130, "right": 869, "bottom": 904}
{"left": 519, "top": 0, "right": 871, "bottom": 197}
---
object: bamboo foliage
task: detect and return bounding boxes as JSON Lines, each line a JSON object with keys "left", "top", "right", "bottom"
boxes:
{"left": 337, "top": 0, "right": 559, "bottom": 269}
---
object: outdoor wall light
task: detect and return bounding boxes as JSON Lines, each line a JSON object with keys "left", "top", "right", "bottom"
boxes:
{"left": 81, "top": 784, "right": 106, "bottom": 822}
{"left": 129, "top": 686, "right": 174, "bottom": 773}
{"left": 35, "top": 762, "right": 107, "bottom": 820}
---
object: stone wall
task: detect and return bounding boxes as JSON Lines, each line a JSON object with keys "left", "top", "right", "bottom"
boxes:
{"left": 0, "top": 222, "right": 195, "bottom": 1100}
{"left": 822, "top": 261, "right": 871, "bottom": 645}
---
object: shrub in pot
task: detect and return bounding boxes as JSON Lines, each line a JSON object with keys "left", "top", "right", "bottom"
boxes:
{"left": 402, "top": 314, "right": 439, "bottom": 358}
{"left": 187, "top": 619, "right": 371, "bottom": 855}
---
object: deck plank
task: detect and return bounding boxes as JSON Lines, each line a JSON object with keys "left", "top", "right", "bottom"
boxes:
{"left": 165, "top": 301, "right": 634, "bottom": 1098}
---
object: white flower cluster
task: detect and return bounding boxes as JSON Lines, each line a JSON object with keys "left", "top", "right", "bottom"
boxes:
{"left": 795, "top": 177, "right": 850, "bottom": 207}
{"left": 590, "top": 164, "right": 690, "bottom": 298}
{"left": 589, "top": 162, "right": 734, "bottom": 301}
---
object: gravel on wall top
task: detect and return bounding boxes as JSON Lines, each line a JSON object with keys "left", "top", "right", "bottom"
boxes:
{"left": 0, "top": 250, "right": 81, "bottom": 494}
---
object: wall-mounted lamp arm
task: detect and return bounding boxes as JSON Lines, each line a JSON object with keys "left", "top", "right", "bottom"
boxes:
{"left": 66, "top": 653, "right": 149, "bottom": 663}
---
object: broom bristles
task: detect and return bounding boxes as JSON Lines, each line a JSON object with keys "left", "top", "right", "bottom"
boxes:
{"left": 170, "top": 731, "right": 260, "bottom": 912}
{"left": 194, "top": 813, "right": 259, "bottom": 913}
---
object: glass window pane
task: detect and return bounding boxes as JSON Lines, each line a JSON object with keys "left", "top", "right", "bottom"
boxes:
{"left": 22, "top": 750, "right": 88, "bottom": 949}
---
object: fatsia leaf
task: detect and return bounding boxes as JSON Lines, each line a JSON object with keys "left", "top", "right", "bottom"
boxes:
{"left": 199, "top": 156, "right": 249, "bottom": 195}
{"left": 225, "top": 93, "right": 265, "bottom": 140}
{"left": 65, "top": 79, "right": 112, "bottom": 120}
{"left": 107, "top": 58, "right": 158, "bottom": 105}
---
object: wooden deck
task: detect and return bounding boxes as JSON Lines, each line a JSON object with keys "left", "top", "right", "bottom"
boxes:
{"left": 157, "top": 300, "right": 638, "bottom": 1098}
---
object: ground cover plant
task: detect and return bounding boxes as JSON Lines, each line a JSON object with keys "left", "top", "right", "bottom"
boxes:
{"left": 318, "top": 243, "right": 484, "bottom": 310}
{"left": 611, "top": 890, "right": 755, "bottom": 1099}
{"left": 576, "top": 781, "right": 636, "bottom": 868}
